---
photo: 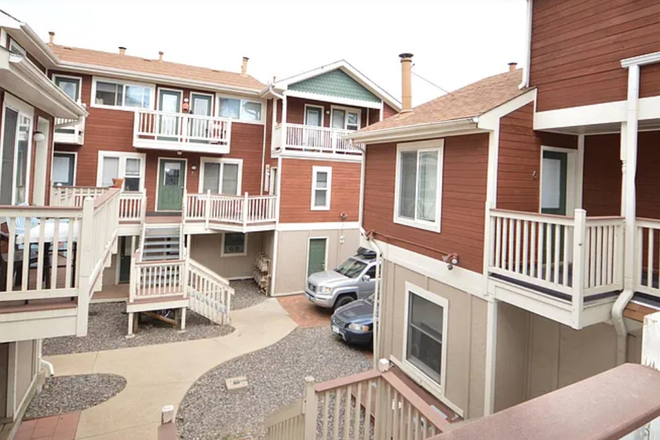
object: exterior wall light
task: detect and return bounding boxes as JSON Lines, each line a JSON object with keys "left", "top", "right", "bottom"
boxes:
{"left": 33, "top": 131, "right": 46, "bottom": 142}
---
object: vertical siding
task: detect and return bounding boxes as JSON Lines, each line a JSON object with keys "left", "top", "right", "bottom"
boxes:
{"left": 278, "top": 158, "right": 361, "bottom": 223}
{"left": 363, "top": 134, "right": 489, "bottom": 273}
{"left": 497, "top": 103, "right": 577, "bottom": 213}
{"left": 530, "top": 0, "right": 660, "bottom": 112}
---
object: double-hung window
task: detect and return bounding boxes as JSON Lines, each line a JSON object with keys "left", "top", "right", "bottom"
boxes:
{"left": 97, "top": 152, "right": 145, "bottom": 191}
{"left": 395, "top": 140, "right": 443, "bottom": 232}
{"left": 200, "top": 158, "right": 242, "bottom": 195}
{"left": 94, "top": 78, "right": 152, "bottom": 109}
{"left": 331, "top": 107, "right": 360, "bottom": 131}
{"left": 311, "top": 166, "right": 331, "bottom": 211}
{"left": 218, "top": 96, "right": 263, "bottom": 122}
{"left": 404, "top": 283, "right": 448, "bottom": 389}
{"left": 53, "top": 75, "right": 83, "bottom": 134}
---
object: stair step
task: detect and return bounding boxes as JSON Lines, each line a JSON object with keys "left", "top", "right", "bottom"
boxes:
{"left": 141, "top": 254, "right": 181, "bottom": 261}
{"left": 143, "top": 246, "right": 180, "bottom": 253}
{"left": 144, "top": 240, "right": 180, "bottom": 246}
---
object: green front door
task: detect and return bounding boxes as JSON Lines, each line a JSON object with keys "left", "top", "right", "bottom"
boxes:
{"left": 157, "top": 159, "right": 185, "bottom": 211}
{"left": 307, "top": 238, "right": 327, "bottom": 276}
{"left": 541, "top": 150, "right": 568, "bottom": 215}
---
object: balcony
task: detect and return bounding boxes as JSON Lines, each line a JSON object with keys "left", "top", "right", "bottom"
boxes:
{"left": 54, "top": 115, "right": 85, "bottom": 145}
{"left": 0, "top": 190, "right": 120, "bottom": 343}
{"left": 272, "top": 123, "right": 364, "bottom": 161}
{"left": 133, "top": 109, "right": 231, "bottom": 154}
{"left": 487, "top": 209, "right": 625, "bottom": 329}
{"left": 183, "top": 192, "right": 277, "bottom": 233}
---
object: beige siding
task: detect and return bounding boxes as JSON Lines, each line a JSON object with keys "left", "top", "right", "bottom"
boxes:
{"left": 0, "top": 343, "right": 7, "bottom": 418}
{"left": 494, "top": 302, "right": 620, "bottom": 412}
{"left": 15, "top": 341, "right": 36, "bottom": 412}
{"left": 190, "top": 232, "right": 267, "bottom": 280}
{"left": 274, "top": 228, "right": 360, "bottom": 295}
{"left": 378, "top": 260, "right": 488, "bottom": 419}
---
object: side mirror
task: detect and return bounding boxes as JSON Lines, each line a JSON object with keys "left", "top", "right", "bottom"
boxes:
{"left": 362, "top": 275, "right": 371, "bottom": 282}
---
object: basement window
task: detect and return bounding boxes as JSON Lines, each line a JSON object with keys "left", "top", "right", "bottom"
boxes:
{"left": 222, "top": 233, "right": 247, "bottom": 257}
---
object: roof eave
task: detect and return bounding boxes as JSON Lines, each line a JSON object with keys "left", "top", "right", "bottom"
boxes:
{"left": 346, "top": 117, "right": 482, "bottom": 144}
{"left": 56, "top": 61, "right": 264, "bottom": 96}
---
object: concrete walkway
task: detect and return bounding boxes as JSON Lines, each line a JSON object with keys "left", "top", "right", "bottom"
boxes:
{"left": 45, "top": 298, "right": 297, "bottom": 440}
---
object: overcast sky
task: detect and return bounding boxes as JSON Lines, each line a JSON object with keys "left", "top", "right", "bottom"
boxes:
{"left": 4, "top": 0, "right": 527, "bottom": 106}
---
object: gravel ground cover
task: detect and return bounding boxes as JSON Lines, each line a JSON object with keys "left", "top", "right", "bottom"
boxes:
{"left": 43, "top": 303, "right": 234, "bottom": 356}
{"left": 231, "top": 280, "right": 267, "bottom": 311}
{"left": 25, "top": 374, "right": 126, "bottom": 419}
{"left": 177, "top": 327, "right": 372, "bottom": 440}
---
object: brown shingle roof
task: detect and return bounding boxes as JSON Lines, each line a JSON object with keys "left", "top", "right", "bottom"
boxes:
{"left": 51, "top": 45, "right": 264, "bottom": 91}
{"left": 360, "top": 69, "right": 527, "bottom": 133}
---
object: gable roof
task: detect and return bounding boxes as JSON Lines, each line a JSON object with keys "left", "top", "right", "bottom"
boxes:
{"left": 357, "top": 69, "right": 527, "bottom": 135}
{"left": 51, "top": 45, "right": 265, "bottom": 92}
{"left": 273, "top": 60, "right": 401, "bottom": 111}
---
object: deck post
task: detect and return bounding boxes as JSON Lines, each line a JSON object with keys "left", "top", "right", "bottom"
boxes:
{"left": 302, "top": 376, "right": 317, "bottom": 440}
{"left": 243, "top": 192, "right": 249, "bottom": 230}
{"left": 76, "top": 197, "right": 95, "bottom": 337}
{"left": 571, "top": 209, "right": 586, "bottom": 329}
{"left": 127, "top": 312, "right": 135, "bottom": 338}
{"left": 205, "top": 190, "right": 211, "bottom": 229}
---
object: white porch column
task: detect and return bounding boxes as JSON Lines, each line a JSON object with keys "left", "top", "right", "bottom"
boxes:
{"left": 280, "top": 93, "right": 288, "bottom": 148}
{"left": 622, "top": 64, "right": 640, "bottom": 292}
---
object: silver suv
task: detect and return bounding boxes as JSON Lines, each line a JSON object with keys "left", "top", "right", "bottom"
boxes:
{"left": 305, "top": 248, "right": 378, "bottom": 310}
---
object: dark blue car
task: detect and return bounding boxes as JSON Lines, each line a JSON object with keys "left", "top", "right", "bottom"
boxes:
{"left": 330, "top": 294, "right": 374, "bottom": 345}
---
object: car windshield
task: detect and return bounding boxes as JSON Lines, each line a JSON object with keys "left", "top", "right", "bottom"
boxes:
{"left": 334, "top": 258, "right": 368, "bottom": 279}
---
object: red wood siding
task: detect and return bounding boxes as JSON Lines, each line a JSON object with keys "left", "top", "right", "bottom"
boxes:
{"left": 383, "top": 103, "right": 398, "bottom": 119}
{"left": 51, "top": 71, "right": 265, "bottom": 212}
{"left": 637, "top": 131, "right": 660, "bottom": 219}
{"left": 278, "top": 158, "right": 360, "bottom": 223}
{"left": 363, "top": 134, "right": 489, "bottom": 274}
{"left": 285, "top": 97, "right": 371, "bottom": 129}
{"left": 530, "top": 0, "right": 660, "bottom": 112}
{"left": 582, "top": 134, "right": 621, "bottom": 217}
{"left": 497, "top": 103, "right": 577, "bottom": 212}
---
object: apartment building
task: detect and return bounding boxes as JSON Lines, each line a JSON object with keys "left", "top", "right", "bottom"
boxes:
{"left": 336, "top": 0, "right": 660, "bottom": 423}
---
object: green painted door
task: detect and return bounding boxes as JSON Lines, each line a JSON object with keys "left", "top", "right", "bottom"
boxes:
{"left": 157, "top": 159, "right": 185, "bottom": 211}
{"left": 541, "top": 151, "right": 568, "bottom": 215}
{"left": 308, "top": 238, "right": 327, "bottom": 276}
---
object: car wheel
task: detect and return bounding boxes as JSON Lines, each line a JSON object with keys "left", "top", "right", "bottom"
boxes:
{"left": 333, "top": 295, "right": 355, "bottom": 311}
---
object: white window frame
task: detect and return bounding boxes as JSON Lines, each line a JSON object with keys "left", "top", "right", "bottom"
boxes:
{"left": 52, "top": 74, "right": 83, "bottom": 102}
{"left": 393, "top": 139, "right": 444, "bottom": 232}
{"left": 8, "top": 39, "right": 26, "bottom": 56}
{"left": 401, "top": 282, "right": 449, "bottom": 397}
{"left": 198, "top": 157, "right": 243, "bottom": 195}
{"left": 330, "top": 105, "right": 361, "bottom": 131}
{"left": 96, "top": 151, "right": 146, "bottom": 190}
{"left": 189, "top": 91, "right": 215, "bottom": 116}
{"left": 215, "top": 93, "right": 265, "bottom": 124}
{"left": 269, "top": 166, "right": 278, "bottom": 195}
{"left": 304, "top": 104, "right": 325, "bottom": 127}
{"left": 91, "top": 76, "right": 155, "bottom": 111}
{"left": 1, "top": 94, "right": 34, "bottom": 206}
{"left": 221, "top": 232, "right": 248, "bottom": 257}
{"left": 51, "top": 151, "right": 78, "bottom": 186}
{"left": 311, "top": 166, "right": 332, "bottom": 211}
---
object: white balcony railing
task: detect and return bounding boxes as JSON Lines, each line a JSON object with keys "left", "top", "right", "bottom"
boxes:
{"left": 273, "top": 123, "right": 364, "bottom": 157}
{"left": 54, "top": 116, "right": 85, "bottom": 145}
{"left": 51, "top": 186, "right": 146, "bottom": 224}
{"left": 133, "top": 109, "right": 231, "bottom": 153}
{"left": 118, "top": 191, "right": 146, "bottom": 223}
{"left": 184, "top": 191, "right": 277, "bottom": 229}
{"left": 488, "top": 209, "right": 624, "bottom": 311}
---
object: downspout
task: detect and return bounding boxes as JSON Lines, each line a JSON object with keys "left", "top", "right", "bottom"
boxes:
{"left": 37, "top": 339, "right": 54, "bottom": 377}
{"left": 519, "top": 0, "right": 533, "bottom": 89}
{"left": 361, "top": 228, "right": 383, "bottom": 367}
{"left": 612, "top": 63, "right": 640, "bottom": 365}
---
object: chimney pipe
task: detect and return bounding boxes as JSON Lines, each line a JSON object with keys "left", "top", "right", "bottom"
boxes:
{"left": 48, "top": 31, "right": 55, "bottom": 46}
{"left": 241, "top": 57, "right": 249, "bottom": 76}
{"left": 158, "top": 51, "right": 164, "bottom": 62}
{"left": 399, "top": 53, "right": 414, "bottom": 112}
{"left": 508, "top": 62, "right": 518, "bottom": 72}
{"left": 118, "top": 46, "right": 126, "bottom": 56}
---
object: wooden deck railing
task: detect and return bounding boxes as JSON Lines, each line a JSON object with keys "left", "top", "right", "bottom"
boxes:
{"left": 489, "top": 209, "right": 624, "bottom": 304}
{"left": 265, "top": 361, "right": 450, "bottom": 440}
{"left": 187, "top": 258, "right": 233, "bottom": 325}
{"left": 273, "top": 123, "right": 364, "bottom": 156}
{"left": 184, "top": 191, "right": 277, "bottom": 228}
{"left": 636, "top": 218, "right": 660, "bottom": 296}
{"left": 129, "top": 249, "right": 186, "bottom": 302}
{"left": 119, "top": 191, "right": 146, "bottom": 223}
{"left": 50, "top": 186, "right": 109, "bottom": 207}
{"left": 133, "top": 109, "right": 231, "bottom": 153}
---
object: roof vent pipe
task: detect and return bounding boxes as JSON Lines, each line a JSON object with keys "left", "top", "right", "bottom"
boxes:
{"left": 508, "top": 62, "right": 518, "bottom": 72}
{"left": 118, "top": 47, "right": 126, "bottom": 56}
{"left": 158, "top": 51, "right": 164, "bottom": 62}
{"left": 241, "top": 57, "right": 249, "bottom": 76}
{"left": 48, "top": 31, "right": 55, "bottom": 46}
{"left": 399, "top": 53, "right": 414, "bottom": 112}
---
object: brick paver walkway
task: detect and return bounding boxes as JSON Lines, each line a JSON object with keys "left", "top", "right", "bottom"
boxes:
{"left": 277, "top": 294, "right": 332, "bottom": 328}
{"left": 15, "top": 412, "right": 79, "bottom": 440}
